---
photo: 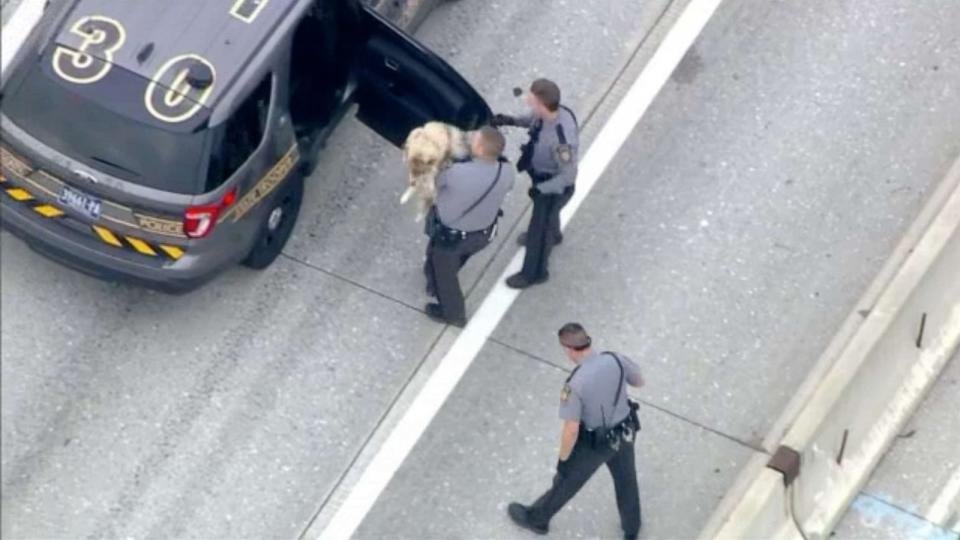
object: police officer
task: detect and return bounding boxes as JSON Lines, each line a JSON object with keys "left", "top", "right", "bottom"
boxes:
{"left": 508, "top": 323, "right": 644, "bottom": 540}
{"left": 423, "top": 127, "right": 514, "bottom": 327}
{"left": 491, "top": 79, "right": 579, "bottom": 289}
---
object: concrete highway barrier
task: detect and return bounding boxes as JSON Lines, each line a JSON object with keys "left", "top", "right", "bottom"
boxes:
{"left": 701, "top": 154, "right": 960, "bottom": 540}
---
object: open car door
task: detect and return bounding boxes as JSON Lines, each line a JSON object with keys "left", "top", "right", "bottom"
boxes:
{"left": 352, "top": 6, "right": 492, "bottom": 147}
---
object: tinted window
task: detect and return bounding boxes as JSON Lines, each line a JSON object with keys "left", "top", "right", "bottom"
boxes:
{"left": 1, "top": 51, "right": 211, "bottom": 194}
{"left": 205, "top": 74, "right": 271, "bottom": 191}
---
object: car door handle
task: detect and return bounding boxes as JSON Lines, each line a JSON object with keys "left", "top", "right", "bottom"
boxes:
{"left": 384, "top": 57, "right": 399, "bottom": 71}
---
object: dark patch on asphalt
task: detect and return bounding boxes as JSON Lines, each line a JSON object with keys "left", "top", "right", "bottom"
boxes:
{"left": 672, "top": 47, "right": 705, "bottom": 85}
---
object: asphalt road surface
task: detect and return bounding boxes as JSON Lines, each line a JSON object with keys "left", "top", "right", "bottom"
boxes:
{"left": 3, "top": 1, "right": 960, "bottom": 539}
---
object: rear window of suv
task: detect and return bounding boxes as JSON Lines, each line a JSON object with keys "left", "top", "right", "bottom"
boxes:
{"left": 205, "top": 74, "right": 271, "bottom": 192}
{"left": 2, "top": 49, "right": 212, "bottom": 195}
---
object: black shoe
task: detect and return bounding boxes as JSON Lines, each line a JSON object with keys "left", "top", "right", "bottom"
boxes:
{"left": 516, "top": 231, "right": 563, "bottom": 246}
{"left": 424, "top": 303, "right": 466, "bottom": 328}
{"left": 506, "top": 272, "right": 549, "bottom": 289}
{"left": 507, "top": 503, "right": 548, "bottom": 535}
{"left": 625, "top": 535, "right": 638, "bottom": 540}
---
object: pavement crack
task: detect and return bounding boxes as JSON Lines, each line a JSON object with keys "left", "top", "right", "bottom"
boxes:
{"left": 489, "top": 337, "right": 570, "bottom": 373}
{"left": 491, "top": 338, "right": 769, "bottom": 455}
{"left": 639, "top": 401, "right": 769, "bottom": 455}
{"left": 280, "top": 252, "right": 426, "bottom": 315}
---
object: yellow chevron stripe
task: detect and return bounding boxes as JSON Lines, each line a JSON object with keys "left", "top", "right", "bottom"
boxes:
{"left": 158, "top": 244, "right": 185, "bottom": 260}
{"left": 92, "top": 225, "right": 123, "bottom": 247}
{"left": 33, "top": 204, "right": 65, "bottom": 218}
{"left": 125, "top": 236, "right": 157, "bottom": 256}
{"left": 6, "top": 187, "right": 33, "bottom": 201}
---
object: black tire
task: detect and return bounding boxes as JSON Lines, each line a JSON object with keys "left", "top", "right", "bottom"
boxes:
{"left": 242, "top": 173, "right": 304, "bottom": 270}
{"left": 296, "top": 135, "right": 321, "bottom": 177}
{"left": 298, "top": 152, "right": 319, "bottom": 178}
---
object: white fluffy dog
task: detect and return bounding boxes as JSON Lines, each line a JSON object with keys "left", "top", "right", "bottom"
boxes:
{"left": 401, "top": 121, "right": 471, "bottom": 222}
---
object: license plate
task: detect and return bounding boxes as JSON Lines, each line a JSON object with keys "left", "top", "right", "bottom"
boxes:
{"left": 58, "top": 185, "right": 102, "bottom": 220}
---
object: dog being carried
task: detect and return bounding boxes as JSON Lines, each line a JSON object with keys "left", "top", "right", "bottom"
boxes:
{"left": 401, "top": 121, "right": 471, "bottom": 222}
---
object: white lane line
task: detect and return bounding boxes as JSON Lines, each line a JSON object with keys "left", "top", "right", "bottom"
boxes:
{"left": 315, "top": 1, "right": 725, "bottom": 538}
{"left": 1, "top": 0, "right": 47, "bottom": 76}
{"left": 926, "top": 465, "right": 960, "bottom": 531}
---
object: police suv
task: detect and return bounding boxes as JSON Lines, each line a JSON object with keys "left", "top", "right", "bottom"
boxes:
{"left": 0, "top": 0, "right": 491, "bottom": 292}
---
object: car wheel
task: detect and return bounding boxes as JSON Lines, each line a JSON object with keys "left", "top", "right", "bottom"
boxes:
{"left": 242, "top": 173, "right": 304, "bottom": 270}
{"left": 297, "top": 135, "right": 321, "bottom": 177}
{"left": 299, "top": 153, "right": 319, "bottom": 177}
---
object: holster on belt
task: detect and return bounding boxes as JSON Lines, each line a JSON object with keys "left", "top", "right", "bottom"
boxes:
{"left": 627, "top": 399, "right": 642, "bottom": 432}
{"left": 580, "top": 403, "right": 641, "bottom": 449}
{"left": 517, "top": 124, "right": 541, "bottom": 173}
{"left": 580, "top": 419, "right": 627, "bottom": 449}
{"left": 517, "top": 143, "right": 534, "bottom": 173}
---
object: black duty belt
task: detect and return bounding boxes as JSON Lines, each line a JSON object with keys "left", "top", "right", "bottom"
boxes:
{"left": 529, "top": 171, "right": 554, "bottom": 184}
{"left": 530, "top": 172, "right": 576, "bottom": 195}
{"left": 436, "top": 209, "right": 503, "bottom": 241}
{"left": 579, "top": 416, "right": 634, "bottom": 448}
{"left": 580, "top": 415, "right": 630, "bottom": 437}
{"left": 438, "top": 221, "right": 496, "bottom": 240}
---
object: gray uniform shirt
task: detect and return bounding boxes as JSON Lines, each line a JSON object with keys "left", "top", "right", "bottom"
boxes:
{"left": 559, "top": 351, "right": 642, "bottom": 430}
{"left": 516, "top": 106, "right": 580, "bottom": 194}
{"left": 435, "top": 158, "right": 515, "bottom": 232}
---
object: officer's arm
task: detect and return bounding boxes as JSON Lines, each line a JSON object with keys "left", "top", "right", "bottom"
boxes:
{"left": 533, "top": 143, "right": 578, "bottom": 195}
{"left": 513, "top": 113, "right": 535, "bottom": 128}
{"left": 493, "top": 112, "right": 535, "bottom": 128}
{"left": 559, "top": 420, "right": 580, "bottom": 461}
{"left": 623, "top": 355, "right": 645, "bottom": 388}
{"left": 558, "top": 386, "right": 582, "bottom": 460}
{"left": 435, "top": 167, "right": 452, "bottom": 190}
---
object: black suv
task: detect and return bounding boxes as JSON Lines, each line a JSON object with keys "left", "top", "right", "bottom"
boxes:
{"left": 0, "top": 0, "right": 491, "bottom": 292}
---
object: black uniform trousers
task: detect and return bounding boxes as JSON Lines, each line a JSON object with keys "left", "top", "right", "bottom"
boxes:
{"left": 521, "top": 185, "right": 575, "bottom": 280}
{"left": 528, "top": 432, "right": 641, "bottom": 537}
{"left": 423, "top": 231, "right": 491, "bottom": 322}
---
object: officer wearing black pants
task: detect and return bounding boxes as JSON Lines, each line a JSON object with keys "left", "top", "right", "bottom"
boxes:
{"left": 520, "top": 179, "right": 574, "bottom": 283}
{"left": 491, "top": 79, "right": 579, "bottom": 289}
{"left": 423, "top": 127, "right": 514, "bottom": 327}
{"left": 508, "top": 323, "right": 644, "bottom": 539}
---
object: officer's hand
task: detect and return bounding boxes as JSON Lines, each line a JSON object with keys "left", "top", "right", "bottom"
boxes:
{"left": 528, "top": 186, "right": 540, "bottom": 199}
{"left": 490, "top": 113, "right": 515, "bottom": 127}
{"left": 556, "top": 459, "right": 570, "bottom": 477}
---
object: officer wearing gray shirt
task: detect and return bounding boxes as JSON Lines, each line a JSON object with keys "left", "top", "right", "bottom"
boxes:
{"left": 435, "top": 157, "right": 515, "bottom": 232}
{"left": 492, "top": 79, "right": 580, "bottom": 289}
{"left": 560, "top": 348, "right": 643, "bottom": 430}
{"left": 423, "top": 127, "right": 514, "bottom": 327}
{"left": 513, "top": 106, "right": 579, "bottom": 195}
{"left": 508, "top": 323, "right": 643, "bottom": 540}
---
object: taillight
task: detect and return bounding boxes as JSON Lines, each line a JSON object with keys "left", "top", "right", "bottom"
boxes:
{"left": 183, "top": 204, "right": 220, "bottom": 239}
{"left": 183, "top": 187, "right": 237, "bottom": 239}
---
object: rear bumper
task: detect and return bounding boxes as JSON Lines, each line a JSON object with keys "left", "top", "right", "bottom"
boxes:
{"left": 1, "top": 202, "right": 237, "bottom": 294}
